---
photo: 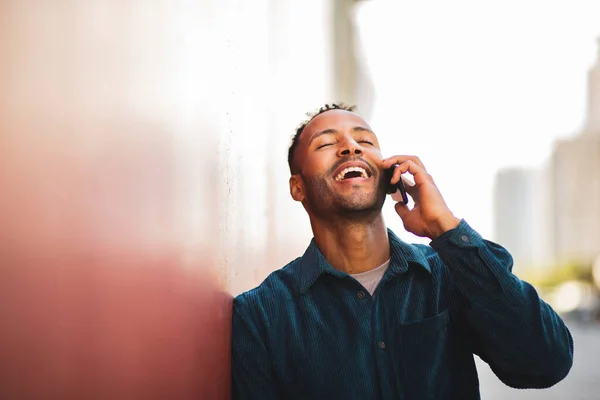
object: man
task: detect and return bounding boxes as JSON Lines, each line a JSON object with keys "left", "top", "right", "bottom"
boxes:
{"left": 231, "top": 103, "right": 573, "bottom": 399}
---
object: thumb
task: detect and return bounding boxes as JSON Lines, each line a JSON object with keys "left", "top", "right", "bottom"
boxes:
{"left": 394, "top": 201, "right": 410, "bottom": 220}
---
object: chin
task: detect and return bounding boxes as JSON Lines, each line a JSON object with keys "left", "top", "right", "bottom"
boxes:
{"left": 339, "top": 189, "right": 386, "bottom": 210}
{"left": 336, "top": 197, "right": 381, "bottom": 214}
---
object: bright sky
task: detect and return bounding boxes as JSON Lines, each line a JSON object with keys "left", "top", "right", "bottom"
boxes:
{"left": 356, "top": 0, "right": 600, "bottom": 242}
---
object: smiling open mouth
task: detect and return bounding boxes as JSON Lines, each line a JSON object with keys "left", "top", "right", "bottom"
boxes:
{"left": 334, "top": 167, "right": 370, "bottom": 182}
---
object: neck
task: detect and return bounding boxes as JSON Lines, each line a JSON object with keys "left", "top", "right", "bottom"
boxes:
{"left": 309, "top": 212, "right": 390, "bottom": 275}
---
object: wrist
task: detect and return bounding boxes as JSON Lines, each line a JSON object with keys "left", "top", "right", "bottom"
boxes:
{"left": 427, "top": 213, "right": 461, "bottom": 240}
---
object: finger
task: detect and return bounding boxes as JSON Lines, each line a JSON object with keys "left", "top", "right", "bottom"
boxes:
{"left": 391, "top": 176, "right": 416, "bottom": 203}
{"left": 381, "top": 155, "right": 426, "bottom": 171}
{"left": 391, "top": 164, "right": 403, "bottom": 185}
{"left": 391, "top": 187, "right": 407, "bottom": 203}
{"left": 401, "top": 171, "right": 416, "bottom": 187}
{"left": 396, "top": 160, "right": 433, "bottom": 187}
{"left": 402, "top": 176, "right": 419, "bottom": 201}
{"left": 394, "top": 201, "right": 410, "bottom": 220}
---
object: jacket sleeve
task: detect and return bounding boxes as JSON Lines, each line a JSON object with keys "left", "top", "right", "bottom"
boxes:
{"left": 232, "top": 294, "right": 282, "bottom": 399}
{"left": 430, "top": 219, "right": 574, "bottom": 388}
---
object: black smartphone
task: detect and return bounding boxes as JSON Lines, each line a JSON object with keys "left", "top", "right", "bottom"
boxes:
{"left": 386, "top": 165, "right": 409, "bottom": 204}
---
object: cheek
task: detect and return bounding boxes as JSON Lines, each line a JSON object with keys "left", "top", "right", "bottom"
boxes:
{"left": 367, "top": 148, "right": 383, "bottom": 159}
{"left": 362, "top": 149, "right": 383, "bottom": 169}
{"left": 303, "top": 154, "right": 331, "bottom": 176}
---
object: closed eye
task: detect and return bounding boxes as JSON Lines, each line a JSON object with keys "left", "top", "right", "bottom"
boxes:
{"left": 317, "top": 143, "right": 333, "bottom": 149}
{"left": 359, "top": 140, "right": 374, "bottom": 146}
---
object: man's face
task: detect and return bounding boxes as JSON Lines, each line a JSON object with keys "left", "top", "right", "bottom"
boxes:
{"left": 292, "top": 109, "right": 388, "bottom": 217}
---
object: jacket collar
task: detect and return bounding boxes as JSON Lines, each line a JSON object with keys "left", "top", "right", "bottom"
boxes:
{"left": 298, "top": 229, "right": 430, "bottom": 293}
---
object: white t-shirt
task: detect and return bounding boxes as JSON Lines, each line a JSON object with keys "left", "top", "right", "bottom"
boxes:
{"left": 350, "top": 259, "right": 391, "bottom": 296}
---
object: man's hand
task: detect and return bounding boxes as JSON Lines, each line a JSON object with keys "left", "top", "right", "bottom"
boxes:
{"left": 381, "top": 155, "right": 460, "bottom": 240}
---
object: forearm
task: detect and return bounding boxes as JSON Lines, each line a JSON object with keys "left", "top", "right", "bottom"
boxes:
{"left": 431, "top": 220, "right": 573, "bottom": 387}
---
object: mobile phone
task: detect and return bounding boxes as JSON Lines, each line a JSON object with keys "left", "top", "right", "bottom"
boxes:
{"left": 386, "top": 165, "right": 409, "bottom": 204}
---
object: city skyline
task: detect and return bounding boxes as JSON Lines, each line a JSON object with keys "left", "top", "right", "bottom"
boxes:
{"left": 357, "top": 1, "right": 600, "bottom": 242}
{"left": 492, "top": 37, "right": 600, "bottom": 268}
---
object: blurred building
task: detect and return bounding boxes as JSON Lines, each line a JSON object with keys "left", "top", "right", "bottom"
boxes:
{"left": 332, "top": 0, "right": 376, "bottom": 116}
{"left": 493, "top": 167, "right": 550, "bottom": 270}
{"left": 549, "top": 38, "right": 600, "bottom": 264}
{"left": 494, "top": 39, "right": 600, "bottom": 269}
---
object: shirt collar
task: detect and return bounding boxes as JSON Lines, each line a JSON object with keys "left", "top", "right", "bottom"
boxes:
{"left": 298, "top": 228, "right": 431, "bottom": 293}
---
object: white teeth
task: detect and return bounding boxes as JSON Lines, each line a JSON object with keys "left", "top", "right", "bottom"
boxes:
{"left": 334, "top": 166, "right": 368, "bottom": 181}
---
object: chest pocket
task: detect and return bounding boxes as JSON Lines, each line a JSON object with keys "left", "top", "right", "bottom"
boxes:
{"left": 390, "top": 309, "right": 452, "bottom": 399}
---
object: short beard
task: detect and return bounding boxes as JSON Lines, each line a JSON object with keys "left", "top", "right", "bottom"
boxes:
{"left": 302, "top": 172, "right": 387, "bottom": 221}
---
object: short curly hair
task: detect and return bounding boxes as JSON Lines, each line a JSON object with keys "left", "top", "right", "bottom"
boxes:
{"left": 287, "top": 102, "right": 357, "bottom": 175}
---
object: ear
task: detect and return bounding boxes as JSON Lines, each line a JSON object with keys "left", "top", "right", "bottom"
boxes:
{"left": 289, "top": 174, "right": 305, "bottom": 202}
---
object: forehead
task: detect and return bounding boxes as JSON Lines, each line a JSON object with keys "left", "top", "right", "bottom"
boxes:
{"left": 301, "top": 109, "right": 373, "bottom": 142}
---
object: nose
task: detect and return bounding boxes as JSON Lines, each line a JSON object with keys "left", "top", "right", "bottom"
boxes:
{"left": 337, "top": 136, "right": 362, "bottom": 157}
